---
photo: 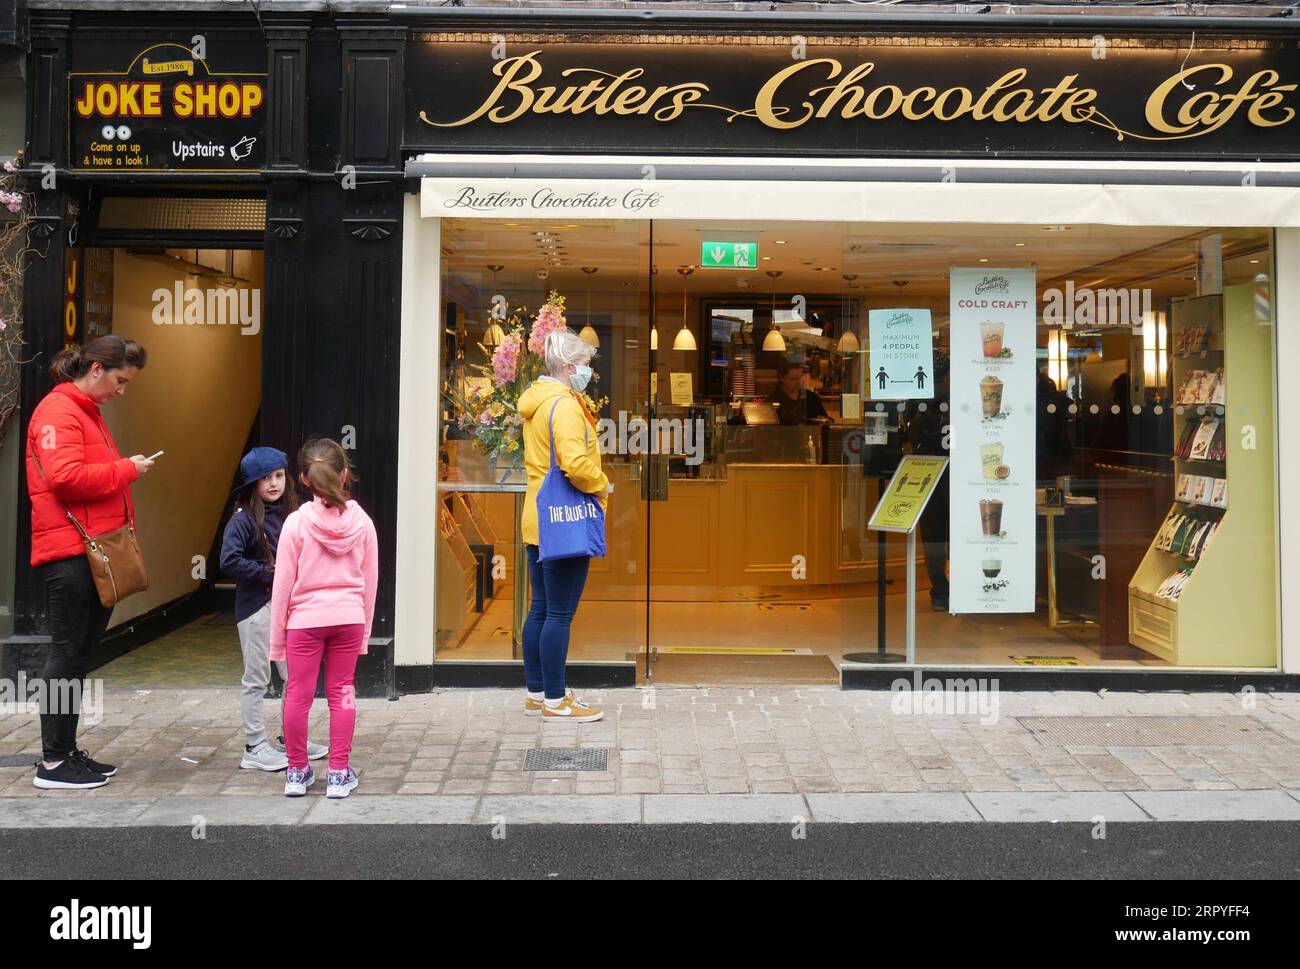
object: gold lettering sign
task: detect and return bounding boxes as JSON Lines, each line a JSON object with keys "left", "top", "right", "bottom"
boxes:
{"left": 419, "top": 50, "right": 1297, "bottom": 143}
{"left": 141, "top": 58, "right": 195, "bottom": 76}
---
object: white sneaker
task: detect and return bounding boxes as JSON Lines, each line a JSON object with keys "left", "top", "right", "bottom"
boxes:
{"left": 326, "top": 767, "right": 359, "bottom": 799}
{"left": 241, "top": 741, "right": 289, "bottom": 772}
{"left": 284, "top": 766, "right": 315, "bottom": 797}
{"left": 274, "top": 735, "right": 328, "bottom": 761}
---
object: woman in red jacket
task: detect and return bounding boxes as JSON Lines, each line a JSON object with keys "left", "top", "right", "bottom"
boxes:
{"left": 26, "top": 335, "right": 153, "bottom": 790}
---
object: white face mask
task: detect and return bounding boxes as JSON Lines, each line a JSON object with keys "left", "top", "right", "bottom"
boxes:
{"left": 569, "top": 364, "right": 593, "bottom": 392}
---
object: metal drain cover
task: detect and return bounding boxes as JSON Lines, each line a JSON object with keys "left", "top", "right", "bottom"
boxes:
{"left": 0, "top": 754, "right": 37, "bottom": 768}
{"left": 524, "top": 748, "right": 608, "bottom": 772}
{"left": 1018, "top": 716, "right": 1285, "bottom": 748}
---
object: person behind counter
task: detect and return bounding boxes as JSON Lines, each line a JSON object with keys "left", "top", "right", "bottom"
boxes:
{"left": 767, "top": 358, "right": 829, "bottom": 425}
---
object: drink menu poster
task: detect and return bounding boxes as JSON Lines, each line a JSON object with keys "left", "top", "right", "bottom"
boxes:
{"left": 949, "top": 267, "right": 1036, "bottom": 613}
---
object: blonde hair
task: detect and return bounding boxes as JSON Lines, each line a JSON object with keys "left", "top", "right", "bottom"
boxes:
{"left": 299, "top": 438, "right": 355, "bottom": 512}
{"left": 543, "top": 328, "right": 593, "bottom": 377}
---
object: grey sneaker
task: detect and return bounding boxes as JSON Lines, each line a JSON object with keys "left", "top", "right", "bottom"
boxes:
{"left": 326, "top": 767, "right": 359, "bottom": 799}
{"left": 284, "top": 766, "right": 315, "bottom": 797}
{"left": 241, "top": 741, "right": 289, "bottom": 772}
{"left": 274, "top": 735, "right": 328, "bottom": 761}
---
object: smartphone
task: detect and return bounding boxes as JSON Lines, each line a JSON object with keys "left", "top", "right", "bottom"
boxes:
{"left": 146, "top": 450, "right": 164, "bottom": 461}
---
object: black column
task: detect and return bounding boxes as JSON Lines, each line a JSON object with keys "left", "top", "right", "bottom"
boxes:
{"left": 258, "top": 18, "right": 405, "bottom": 696}
{"left": 334, "top": 23, "right": 405, "bottom": 695}
{"left": 2, "top": 12, "right": 70, "bottom": 681}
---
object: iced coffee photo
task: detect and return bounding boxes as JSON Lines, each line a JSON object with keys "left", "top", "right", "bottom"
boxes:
{"left": 979, "top": 498, "right": 1004, "bottom": 537}
{"left": 980, "top": 375, "right": 1004, "bottom": 419}
{"left": 981, "top": 559, "right": 1002, "bottom": 578}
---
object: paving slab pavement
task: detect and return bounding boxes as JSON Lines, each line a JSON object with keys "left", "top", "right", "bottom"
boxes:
{"left": 2, "top": 685, "right": 1298, "bottom": 826}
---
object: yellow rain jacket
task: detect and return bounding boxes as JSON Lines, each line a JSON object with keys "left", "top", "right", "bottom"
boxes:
{"left": 517, "top": 376, "right": 609, "bottom": 547}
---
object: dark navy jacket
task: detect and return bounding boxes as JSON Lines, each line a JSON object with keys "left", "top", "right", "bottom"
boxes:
{"left": 220, "top": 502, "right": 285, "bottom": 623}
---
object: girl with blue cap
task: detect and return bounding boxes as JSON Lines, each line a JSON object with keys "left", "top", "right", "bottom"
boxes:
{"left": 220, "top": 447, "right": 327, "bottom": 771}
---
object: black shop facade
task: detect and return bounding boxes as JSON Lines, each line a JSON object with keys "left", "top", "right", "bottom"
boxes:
{"left": 8, "top": 4, "right": 1300, "bottom": 695}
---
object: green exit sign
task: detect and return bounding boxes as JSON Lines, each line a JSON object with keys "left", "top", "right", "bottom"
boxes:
{"left": 701, "top": 241, "right": 759, "bottom": 269}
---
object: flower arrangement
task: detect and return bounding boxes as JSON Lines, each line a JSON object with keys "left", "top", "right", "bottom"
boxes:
{"left": 0, "top": 153, "right": 30, "bottom": 449}
{"left": 448, "top": 291, "right": 607, "bottom": 479}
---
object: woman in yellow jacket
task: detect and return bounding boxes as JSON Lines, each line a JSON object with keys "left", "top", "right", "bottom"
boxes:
{"left": 516, "top": 329, "right": 610, "bottom": 722}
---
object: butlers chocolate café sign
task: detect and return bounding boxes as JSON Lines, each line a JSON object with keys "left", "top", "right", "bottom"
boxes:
{"left": 405, "top": 33, "right": 1300, "bottom": 160}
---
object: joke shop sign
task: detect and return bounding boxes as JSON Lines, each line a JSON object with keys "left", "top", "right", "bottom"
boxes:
{"left": 69, "top": 40, "right": 266, "bottom": 172}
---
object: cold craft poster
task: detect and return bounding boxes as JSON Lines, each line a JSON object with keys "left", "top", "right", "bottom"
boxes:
{"left": 868, "top": 308, "right": 934, "bottom": 400}
{"left": 949, "top": 267, "right": 1036, "bottom": 613}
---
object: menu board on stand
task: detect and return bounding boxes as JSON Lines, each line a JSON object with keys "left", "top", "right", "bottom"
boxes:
{"left": 949, "top": 268, "right": 1037, "bottom": 613}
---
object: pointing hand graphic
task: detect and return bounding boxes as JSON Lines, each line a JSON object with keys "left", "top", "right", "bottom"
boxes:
{"left": 231, "top": 136, "right": 257, "bottom": 161}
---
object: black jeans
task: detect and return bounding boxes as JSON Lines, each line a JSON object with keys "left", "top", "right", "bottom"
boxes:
{"left": 38, "top": 555, "right": 113, "bottom": 761}
{"left": 919, "top": 476, "right": 950, "bottom": 603}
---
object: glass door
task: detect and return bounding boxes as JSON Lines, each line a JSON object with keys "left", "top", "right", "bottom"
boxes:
{"left": 435, "top": 218, "right": 653, "bottom": 674}
{"left": 643, "top": 219, "right": 876, "bottom": 686}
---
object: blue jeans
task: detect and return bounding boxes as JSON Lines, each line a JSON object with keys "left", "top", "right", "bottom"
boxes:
{"left": 523, "top": 545, "right": 590, "bottom": 699}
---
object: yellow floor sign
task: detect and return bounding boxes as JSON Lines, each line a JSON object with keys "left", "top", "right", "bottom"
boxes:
{"left": 1011, "top": 656, "right": 1082, "bottom": 667}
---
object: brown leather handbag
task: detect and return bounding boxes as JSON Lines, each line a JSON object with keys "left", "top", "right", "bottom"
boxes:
{"left": 30, "top": 445, "right": 149, "bottom": 608}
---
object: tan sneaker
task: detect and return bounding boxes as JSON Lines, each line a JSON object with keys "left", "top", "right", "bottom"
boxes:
{"left": 541, "top": 690, "right": 604, "bottom": 723}
{"left": 524, "top": 695, "right": 545, "bottom": 717}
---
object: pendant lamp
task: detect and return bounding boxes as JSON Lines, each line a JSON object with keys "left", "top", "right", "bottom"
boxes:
{"left": 836, "top": 273, "right": 859, "bottom": 353}
{"left": 763, "top": 270, "right": 786, "bottom": 352}
{"left": 483, "top": 264, "right": 506, "bottom": 349}
{"left": 579, "top": 266, "right": 600, "bottom": 347}
{"left": 674, "top": 267, "right": 697, "bottom": 351}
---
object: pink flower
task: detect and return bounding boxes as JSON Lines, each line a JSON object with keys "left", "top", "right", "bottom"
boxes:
{"left": 492, "top": 332, "right": 521, "bottom": 383}
{"left": 528, "top": 300, "right": 567, "bottom": 354}
{"left": 0, "top": 190, "right": 22, "bottom": 214}
{"left": 2, "top": 160, "right": 14, "bottom": 173}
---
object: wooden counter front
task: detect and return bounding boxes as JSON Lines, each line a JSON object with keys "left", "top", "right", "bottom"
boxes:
{"left": 584, "top": 463, "right": 921, "bottom": 602}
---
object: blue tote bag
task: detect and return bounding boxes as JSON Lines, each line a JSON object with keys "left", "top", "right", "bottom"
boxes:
{"left": 536, "top": 398, "right": 607, "bottom": 562}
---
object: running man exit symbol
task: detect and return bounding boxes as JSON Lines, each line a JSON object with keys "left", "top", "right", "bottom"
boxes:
{"left": 701, "top": 242, "right": 759, "bottom": 269}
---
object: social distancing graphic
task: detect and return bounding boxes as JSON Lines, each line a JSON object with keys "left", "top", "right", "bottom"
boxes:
{"left": 868, "top": 308, "right": 935, "bottom": 401}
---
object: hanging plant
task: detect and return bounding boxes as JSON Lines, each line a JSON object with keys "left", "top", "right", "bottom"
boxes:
{"left": 0, "top": 152, "right": 32, "bottom": 449}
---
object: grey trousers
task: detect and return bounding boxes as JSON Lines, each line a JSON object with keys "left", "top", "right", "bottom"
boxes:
{"left": 237, "top": 604, "right": 286, "bottom": 747}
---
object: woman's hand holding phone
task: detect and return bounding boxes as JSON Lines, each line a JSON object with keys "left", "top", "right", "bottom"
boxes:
{"left": 129, "top": 453, "right": 158, "bottom": 476}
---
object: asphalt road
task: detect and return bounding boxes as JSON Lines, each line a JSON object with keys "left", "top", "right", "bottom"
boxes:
{"left": 4, "top": 822, "right": 1299, "bottom": 880}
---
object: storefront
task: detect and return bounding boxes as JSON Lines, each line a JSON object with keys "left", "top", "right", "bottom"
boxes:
{"left": 397, "top": 11, "right": 1300, "bottom": 690}
{"left": 6, "top": 3, "right": 406, "bottom": 695}
{"left": 7, "top": 3, "right": 1300, "bottom": 694}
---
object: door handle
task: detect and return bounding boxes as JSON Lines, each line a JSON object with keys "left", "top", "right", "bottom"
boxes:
{"left": 641, "top": 453, "right": 669, "bottom": 501}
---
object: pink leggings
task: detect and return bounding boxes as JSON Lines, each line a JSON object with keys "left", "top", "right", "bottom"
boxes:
{"left": 283, "top": 624, "right": 363, "bottom": 771}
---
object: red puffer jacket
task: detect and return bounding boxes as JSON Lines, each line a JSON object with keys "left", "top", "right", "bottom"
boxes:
{"left": 26, "top": 382, "right": 138, "bottom": 567}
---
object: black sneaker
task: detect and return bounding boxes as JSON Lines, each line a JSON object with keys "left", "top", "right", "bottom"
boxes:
{"left": 33, "top": 759, "right": 110, "bottom": 790}
{"left": 70, "top": 749, "right": 117, "bottom": 777}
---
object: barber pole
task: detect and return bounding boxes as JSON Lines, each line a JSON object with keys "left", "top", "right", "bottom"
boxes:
{"left": 1255, "top": 277, "right": 1271, "bottom": 323}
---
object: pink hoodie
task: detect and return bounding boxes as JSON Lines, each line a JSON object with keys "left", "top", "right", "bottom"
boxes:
{"left": 269, "top": 497, "right": 379, "bottom": 661}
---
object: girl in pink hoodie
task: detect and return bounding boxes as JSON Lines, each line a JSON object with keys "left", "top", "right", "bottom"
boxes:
{"left": 270, "top": 438, "right": 378, "bottom": 799}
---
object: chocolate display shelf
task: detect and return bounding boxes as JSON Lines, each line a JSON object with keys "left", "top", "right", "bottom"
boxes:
{"left": 1127, "top": 283, "right": 1278, "bottom": 668}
